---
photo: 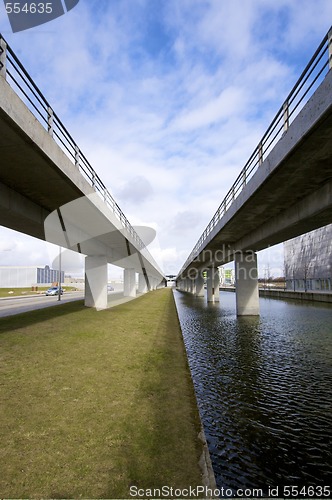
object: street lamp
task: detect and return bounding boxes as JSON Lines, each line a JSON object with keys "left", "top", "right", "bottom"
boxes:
{"left": 58, "top": 246, "right": 62, "bottom": 302}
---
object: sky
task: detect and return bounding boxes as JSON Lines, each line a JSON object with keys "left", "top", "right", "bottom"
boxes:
{"left": 0, "top": 0, "right": 332, "bottom": 279}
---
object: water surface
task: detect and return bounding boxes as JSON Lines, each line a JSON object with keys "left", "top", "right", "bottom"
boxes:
{"left": 173, "top": 290, "right": 332, "bottom": 495}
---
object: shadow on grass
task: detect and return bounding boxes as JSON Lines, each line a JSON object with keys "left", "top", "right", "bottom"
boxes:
{"left": 0, "top": 300, "right": 86, "bottom": 334}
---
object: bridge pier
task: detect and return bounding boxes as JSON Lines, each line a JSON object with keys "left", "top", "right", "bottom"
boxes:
{"left": 195, "top": 272, "right": 205, "bottom": 296}
{"left": 207, "top": 267, "right": 220, "bottom": 302}
{"left": 235, "top": 251, "right": 259, "bottom": 316}
{"left": 138, "top": 272, "right": 148, "bottom": 293}
{"left": 190, "top": 278, "right": 196, "bottom": 294}
{"left": 84, "top": 255, "right": 108, "bottom": 310}
{"left": 124, "top": 268, "right": 136, "bottom": 297}
{"left": 186, "top": 278, "right": 191, "bottom": 292}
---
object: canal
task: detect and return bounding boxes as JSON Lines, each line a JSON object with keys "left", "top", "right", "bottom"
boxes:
{"left": 173, "top": 290, "right": 332, "bottom": 497}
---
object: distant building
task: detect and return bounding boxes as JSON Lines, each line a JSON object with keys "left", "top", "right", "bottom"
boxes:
{"left": 220, "top": 266, "right": 235, "bottom": 286}
{"left": 0, "top": 265, "right": 64, "bottom": 288}
{"left": 284, "top": 224, "right": 332, "bottom": 292}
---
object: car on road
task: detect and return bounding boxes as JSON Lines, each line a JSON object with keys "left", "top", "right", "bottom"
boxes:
{"left": 45, "top": 286, "right": 64, "bottom": 296}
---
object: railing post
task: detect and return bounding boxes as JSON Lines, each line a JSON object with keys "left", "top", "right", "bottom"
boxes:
{"left": 242, "top": 168, "right": 247, "bottom": 187}
{"left": 283, "top": 100, "right": 289, "bottom": 132}
{"left": 47, "top": 107, "right": 54, "bottom": 136}
{"left": 0, "top": 38, "right": 7, "bottom": 79}
{"left": 258, "top": 141, "right": 263, "bottom": 166}
{"left": 75, "top": 146, "right": 80, "bottom": 168}
{"left": 328, "top": 28, "right": 332, "bottom": 70}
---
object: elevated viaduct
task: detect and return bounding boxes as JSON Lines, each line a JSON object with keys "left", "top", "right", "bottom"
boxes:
{"left": 176, "top": 29, "right": 332, "bottom": 315}
{"left": 0, "top": 35, "right": 164, "bottom": 310}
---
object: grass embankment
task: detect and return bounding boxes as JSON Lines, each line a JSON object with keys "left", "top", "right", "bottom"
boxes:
{"left": 0, "top": 288, "right": 203, "bottom": 499}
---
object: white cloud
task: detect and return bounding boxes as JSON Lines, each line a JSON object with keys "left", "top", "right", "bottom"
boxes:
{"left": 172, "top": 86, "right": 247, "bottom": 131}
{"left": 0, "top": 238, "right": 17, "bottom": 252}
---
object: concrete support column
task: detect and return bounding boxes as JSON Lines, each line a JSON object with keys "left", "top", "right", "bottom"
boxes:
{"left": 207, "top": 268, "right": 213, "bottom": 302}
{"left": 150, "top": 278, "right": 156, "bottom": 290}
{"left": 85, "top": 255, "right": 108, "bottom": 310}
{"left": 189, "top": 278, "right": 195, "bottom": 294}
{"left": 124, "top": 268, "right": 136, "bottom": 297}
{"left": 195, "top": 272, "right": 205, "bottom": 296}
{"left": 186, "top": 278, "right": 190, "bottom": 292}
{"left": 213, "top": 267, "right": 220, "bottom": 302}
{"left": 138, "top": 273, "right": 148, "bottom": 293}
{"left": 235, "top": 251, "right": 259, "bottom": 316}
{"left": 207, "top": 267, "right": 219, "bottom": 302}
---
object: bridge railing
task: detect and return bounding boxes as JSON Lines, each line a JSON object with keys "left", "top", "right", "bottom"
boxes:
{"left": 0, "top": 34, "right": 150, "bottom": 253}
{"left": 178, "top": 27, "right": 332, "bottom": 277}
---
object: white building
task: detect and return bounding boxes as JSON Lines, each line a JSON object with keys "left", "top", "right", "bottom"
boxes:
{"left": 0, "top": 265, "right": 64, "bottom": 288}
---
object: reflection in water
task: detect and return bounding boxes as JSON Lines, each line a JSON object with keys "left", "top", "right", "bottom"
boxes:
{"left": 173, "top": 290, "right": 332, "bottom": 496}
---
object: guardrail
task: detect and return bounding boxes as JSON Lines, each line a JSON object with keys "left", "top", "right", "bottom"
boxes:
{"left": 0, "top": 33, "right": 147, "bottom": 252}
{"left": 178, "top": 27, "right": 332, "bottom": 277}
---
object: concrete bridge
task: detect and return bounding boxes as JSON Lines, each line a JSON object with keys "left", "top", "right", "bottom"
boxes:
{"left": 176, "top": 28, "right": 332, "bottom": 316}
{"left": 0, "top": 34, "right": 165, "bottom": 310}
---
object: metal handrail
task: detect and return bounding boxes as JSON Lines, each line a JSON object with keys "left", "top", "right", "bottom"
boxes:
{"left": 178, "top": 27, "right": 332, "bottom": 277}
{"left": 0, "top": 33, "right": 150, "bottom": 254}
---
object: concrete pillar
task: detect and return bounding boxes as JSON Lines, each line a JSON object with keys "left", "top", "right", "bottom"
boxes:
{"left": 138, "top": 273, "right": 148, "bottom": 293}
{"left": 195, "top": 272, "right": 205, "bottom": 296}
{"left": 207, "top": 267, "right": 219, "bottom": 302}
{"left": 124, "top": 268, "right": 136, "bottom": 297}
{"left": 207, "top": 268, "right": 213, "bottom": 302}
{"left": 150, "top": 278, "right": 156, "bottom": 290}
{"left": 214, "top": 267, "right": 220, "bottom": 302}
{"left": 235, "top": 251, "right": 259, "bottom": 316}
{"left": 85, "top": 255, "right": 108, "bottom": 310}
{"left": 187, "top": 278, "right": 191, "bottom": 292}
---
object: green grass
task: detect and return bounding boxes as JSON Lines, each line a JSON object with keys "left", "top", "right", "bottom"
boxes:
{"left": 0, "top": 288, "right": 204, "bottom": 499}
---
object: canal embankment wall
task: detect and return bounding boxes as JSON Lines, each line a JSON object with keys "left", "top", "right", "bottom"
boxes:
{"left": 221, "top": 287, "right": 332, "bottom": 304}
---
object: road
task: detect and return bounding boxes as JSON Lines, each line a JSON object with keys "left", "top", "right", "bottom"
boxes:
{"left": 0, "top": 292, "right": 84, "bottom": 318}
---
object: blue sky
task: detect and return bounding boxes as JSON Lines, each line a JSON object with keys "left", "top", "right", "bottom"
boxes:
{"left": 0, "top": 0, "right": 331, "bottom": 278}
